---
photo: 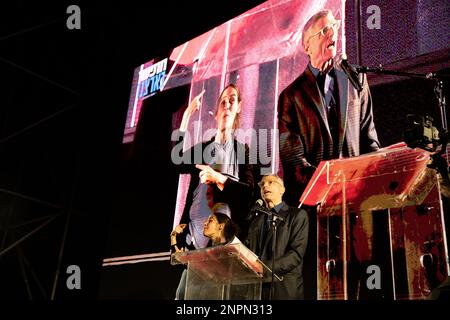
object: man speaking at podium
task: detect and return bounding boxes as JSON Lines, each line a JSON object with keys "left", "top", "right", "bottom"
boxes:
{"left": 277, "top": 9, "right": 381, "bottom": 299}
{"left": 246, "top": 174, "right": 309, "bottom": 300}
{"left": 278, "top": 9, "right": 380, "bottom": 206}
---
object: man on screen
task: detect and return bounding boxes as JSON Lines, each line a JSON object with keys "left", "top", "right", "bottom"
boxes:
{"left": 277, "top": 9, "right": 380, "bottom": 299}
{"left": 278, "top": 9, "right": 380, "bottom": 205}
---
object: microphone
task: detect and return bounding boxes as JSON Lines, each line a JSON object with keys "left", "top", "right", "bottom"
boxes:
{"left": 338, "top": 53, "right": 363, "bottom": 93}
{"left": 246, "top": 199, "right": 285, "bottom": 222}
{"left": 255, "top": 199, "right": 271, "bottom": 214}
{"left": 246, "top": 199, "right": 271, "bottom": 221}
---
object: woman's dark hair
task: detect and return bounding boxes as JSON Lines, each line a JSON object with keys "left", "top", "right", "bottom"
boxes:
{"left": 213, "top": 212, "right": 239, "bottom": 242}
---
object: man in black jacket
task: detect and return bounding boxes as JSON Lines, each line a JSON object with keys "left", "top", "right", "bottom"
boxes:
{"left": 277, "top": 9, "right": 380, "bottom": 299}
{"left": 246, "top": 174, "right": 308, "bottom": 299}
{"left": 278, "top": 9, "right": 380, "bottom": 205}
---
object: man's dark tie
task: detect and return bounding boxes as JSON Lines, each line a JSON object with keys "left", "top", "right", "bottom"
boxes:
{"left": 259, "top": 214, "right": 269, "bottom": 254}
{"left": 259, "top": 208, "right": 278, "bottom": 258}
{"left": 317, "top": 72, "right": 326, "bottom": 97}
{"left": 317, "top": 70, "right": 340, "bottom": 157}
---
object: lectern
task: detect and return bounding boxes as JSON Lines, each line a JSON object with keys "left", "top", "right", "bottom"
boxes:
{"left": 171, "top": 239, "right": 279, "bottom": 300}
{"left": 300, "top": 143, "right": 449, "bottom": 300}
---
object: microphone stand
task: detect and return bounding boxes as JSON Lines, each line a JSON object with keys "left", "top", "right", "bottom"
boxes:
{"left": 355, "top": 64, "right": 450, "bottom": 132}
{"left": 357, "top": 64, "right": 450, "bottom": 183}
{"left": 268, "top": 211, "right": 284, "bottom": 300}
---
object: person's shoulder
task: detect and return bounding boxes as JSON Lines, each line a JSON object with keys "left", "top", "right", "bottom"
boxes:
{"left": 281, "top": 202, "right": 297, "bottom": 213}
{"left": 279, "top": 68, "right": 310, "bottom": 96}
{"left": 284, "top": 203, "right": 308, "bottom": 216}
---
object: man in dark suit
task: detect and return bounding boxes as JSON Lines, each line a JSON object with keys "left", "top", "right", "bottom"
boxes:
{"left": 277, "top": 9, "right": 380, "bottom": 300}
{"left": 246, "top": 174, "right": 309, "bottom": 299}
{"left": 278, "top": 9, "right": 380, "bottom": 205}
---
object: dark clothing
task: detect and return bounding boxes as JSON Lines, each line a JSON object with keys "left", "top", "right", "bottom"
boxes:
{"left": 246, "top": 202, "right": 309, "bottom": 299}
{"left": 278, "top": 59, "right": 381, "bottom": 300}
{"left": 258, "top": 202, "right": 284, "bottom": 255}
{"left": 173, "top": 130, "right": 254, "bottom": 247}
{"left": 278, "top": 60, "right": 380, "bottom": 205}
{"left": 309, "top": 64, "right": 340, "bottom": 157}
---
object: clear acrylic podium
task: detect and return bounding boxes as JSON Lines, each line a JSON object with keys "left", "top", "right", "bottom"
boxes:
{"left": 299, "top": 143, "right": 449, "bottom": 300}
{"left": 171, "top": 239, "right": 279, "bottom": 300}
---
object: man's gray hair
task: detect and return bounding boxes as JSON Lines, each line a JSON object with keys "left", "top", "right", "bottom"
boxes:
{"left": 302, "top": 9, "right": 333, "bottom": 49}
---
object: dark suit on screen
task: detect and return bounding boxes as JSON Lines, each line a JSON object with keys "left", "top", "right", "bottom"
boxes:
{"left": 278, "top": 61, "right": 380, "bottom": 205}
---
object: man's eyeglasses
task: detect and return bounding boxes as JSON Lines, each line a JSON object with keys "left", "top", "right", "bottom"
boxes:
{"left": 258, "top": 179, "right": 282, "bottom": 188}
{"left": 307, "top": 20, "right": 341, "bottom": 43}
